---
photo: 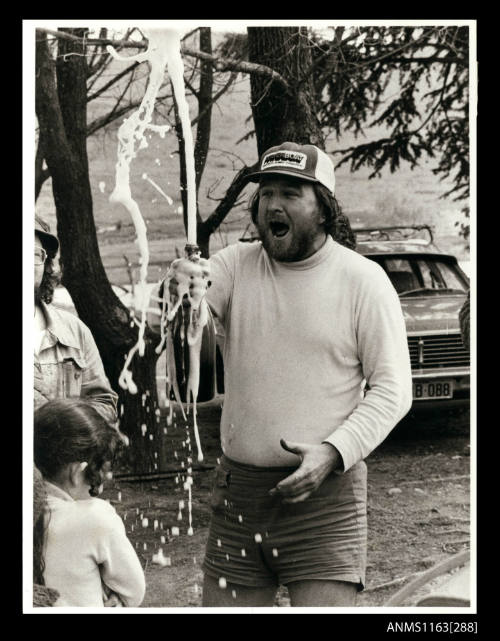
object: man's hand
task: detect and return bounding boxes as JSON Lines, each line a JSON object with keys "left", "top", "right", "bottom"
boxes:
{"left": 269, "top": 439, "right": 342, "bottom": 504}
{"left": 167, "top": 276, "right": 192, "bottom": 309}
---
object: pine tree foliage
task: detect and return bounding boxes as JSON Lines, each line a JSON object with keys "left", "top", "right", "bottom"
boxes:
{"left": 216, "top": 25, "right": 470, "bottom": 203}
{"left": 309, "top": 26, "right": 470, "bottom": 201}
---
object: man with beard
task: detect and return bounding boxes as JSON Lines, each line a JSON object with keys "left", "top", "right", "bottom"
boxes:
{"left": 166, "top": 142, "right": 412, "bottom": 607}
{"left": 34, "top": 215, "right": 117, "bottom": 423}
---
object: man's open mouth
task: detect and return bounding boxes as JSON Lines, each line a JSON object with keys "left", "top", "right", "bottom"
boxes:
{"left": 269, "top": 221, "right": 290, "bottom": 238}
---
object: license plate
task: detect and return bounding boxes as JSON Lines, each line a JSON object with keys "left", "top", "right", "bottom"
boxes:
{"left": 413, "top": 380, "right": 454, "bottom": 400}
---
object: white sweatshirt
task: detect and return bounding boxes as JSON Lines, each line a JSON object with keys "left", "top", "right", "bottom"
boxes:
{"left": 42, "top": 483, "right": 145, "bottom": 607}
{"left": 207, "top": 236, "right": 412, "bottom": 471}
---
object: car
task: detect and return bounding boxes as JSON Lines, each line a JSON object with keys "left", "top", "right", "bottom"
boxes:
{"left": 354, "top": 225, "right": 470, "bottom": 409}
{"left": 53, "top": 223, "right": 470, "bottom": 411}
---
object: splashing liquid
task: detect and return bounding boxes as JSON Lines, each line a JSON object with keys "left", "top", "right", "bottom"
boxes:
{"left": 107, "top": 29, "right": 211, "bottom": 552}
{"left": 154, "top": 30, "right": 210, "bottom": 463}
{"left": 107, "top": 29, "right": 172, "bottom": 391}
{"left": 157, "top": 255, "right": 210, "bottom": 462}
{"left": 110, "top": 28, "right": 209, "bottom": 460}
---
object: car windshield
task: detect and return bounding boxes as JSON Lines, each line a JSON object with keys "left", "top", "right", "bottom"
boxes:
{"left": 370, "top": 256, "right": 469, "bottom": 296}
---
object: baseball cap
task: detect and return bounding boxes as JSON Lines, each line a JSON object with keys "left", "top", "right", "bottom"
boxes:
{"left": 35, "top": 215, "right": 59, "bottom": 253}
{"left": 247, "top": 142, "right": 335, "bottom": 195}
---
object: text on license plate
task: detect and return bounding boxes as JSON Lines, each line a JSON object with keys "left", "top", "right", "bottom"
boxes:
{"left": 413, "top": 380, "right": 454, "bottom": 400}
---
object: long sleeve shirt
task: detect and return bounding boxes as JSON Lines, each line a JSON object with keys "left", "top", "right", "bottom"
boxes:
{"left": 42, "top": 482, "right": 145, "bottom": 607}
{"left": 206, "top": 236, "right": 412, "bottom": 471}
{"left": 34, "top": 302, "right": 118, "bottom": 425}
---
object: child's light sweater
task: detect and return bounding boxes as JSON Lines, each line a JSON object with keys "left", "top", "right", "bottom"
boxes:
{"left": 42, "top": 482, "right": 145, "bottom": 607}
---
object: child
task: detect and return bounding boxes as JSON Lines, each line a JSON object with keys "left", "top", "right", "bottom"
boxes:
{"left": 34, "top": 398, "right": 146, "bottom": 607}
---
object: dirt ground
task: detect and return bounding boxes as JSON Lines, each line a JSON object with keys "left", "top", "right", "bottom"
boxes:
{"left": 101, "top": 402, "right": 471, "bottom": 609}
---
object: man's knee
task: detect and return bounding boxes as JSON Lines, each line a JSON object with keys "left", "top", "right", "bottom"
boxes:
{"left": 202, "top": 574, "right": 277, "bottom": 607}
{"left": 287, "top": 579, "right": 358, "bottom": 607}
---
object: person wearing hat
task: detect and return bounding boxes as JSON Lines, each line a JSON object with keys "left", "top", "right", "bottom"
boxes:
{"left": 165, "top": 142, "right": 412, "bottom": 606}
{"left": 34, "top": 215, "right": 118, "bottom": 424}
{"left": 33, "top": 216, "right": 120, "bottom": 606}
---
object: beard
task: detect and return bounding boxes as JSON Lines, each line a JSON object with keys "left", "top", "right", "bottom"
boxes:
{"left": 35, "top": 274, "right": 50, "bottom": 305}
{"left": 35, "top": 261, "right": 56, "bottom": 305}
{"left": 256, "top": 220, "right": 326, "bottom": 262}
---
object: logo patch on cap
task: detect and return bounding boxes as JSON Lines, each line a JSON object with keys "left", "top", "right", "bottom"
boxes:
{"left": 262, "top": 151, "right": 307, "bottom": 171}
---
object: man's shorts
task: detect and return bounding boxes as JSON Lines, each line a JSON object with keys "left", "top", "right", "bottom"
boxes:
{"left": 203, "top": 455, "right": 368, "bottom": 589}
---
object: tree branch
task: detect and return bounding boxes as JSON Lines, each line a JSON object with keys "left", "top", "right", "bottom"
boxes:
{"left": 38, "top": 27, "right": 147, "bottom": 49}
{"left": 87, "top": 60, "right": 140, "bottom": 102}
{"left": 86, "top": 66, "right": 236, "bottom": 147}
{"left": 100, "top": 61, "right": 139, "bottom": 126}
{"left": 351, "top": 29, "right": 444, "bottom": 70}
{"left": 86, "top": 92, "right": 170, "bottom": 136}
{"left": 37, "top": 28, "right": 290, "bottom": 91}
{"left": 201, "top": 163, "right": 257, "bottom": 235}
{"left": 191, "top": 71, "right": 238, "bottom": 127}
{"left": 194, "top": 27, "right": 213, "bottom": 192}
{"left": 182, "top": 47, "right": 289, "bottom": 90}
{"left": 364, "top": 55, "right": 464, "bottom": 65}
{"left": 298, "top": 26, "right": 355, "bottom": 87}
{"left": 182, "top": 75, "right": 199, "bottom": 100}
{"left": 87, "top": 27, "right": 106, "bottom": 71}
{"left": 86, "top": 56, "right": 109, "bottom": 91}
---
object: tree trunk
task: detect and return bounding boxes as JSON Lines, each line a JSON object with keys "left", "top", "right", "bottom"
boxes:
{"left": 247, "top": 27, "right": 324, "bottom": 155}
{"left": 247, "top": 26, "right": 355, "bottom": 249}
{"left": 34, "top": 134, "right": 50, "bottom": 201}
{"left": 35, "top": 28, "right": 167, "bottom": 474}
{"left": 173, "top": 28, "right": 214, "bottom": 259}
{"left": 194, "top": 28, "right": 213, "bottom": 193}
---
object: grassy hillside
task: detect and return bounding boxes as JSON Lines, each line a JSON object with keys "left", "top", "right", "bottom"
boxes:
{"left": 35, "top": 65, "right": 469, "bottom": 288}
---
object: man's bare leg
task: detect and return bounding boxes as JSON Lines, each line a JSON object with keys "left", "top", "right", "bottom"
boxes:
{"left": 202, "top": 574, "right": 278, "bottom": 607}
{"left": 287, "top": 580, "right": 357, "bottom": 607}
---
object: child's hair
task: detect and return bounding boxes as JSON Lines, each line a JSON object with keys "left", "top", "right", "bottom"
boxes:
{"left": 33, "top": 400, "right": 123, "bottom": 588}
{"left": 33, "top": 465, "right": 50, "bottom": 587}
{"left": 34, "top": 399, "right": 123, "bottom": 498}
